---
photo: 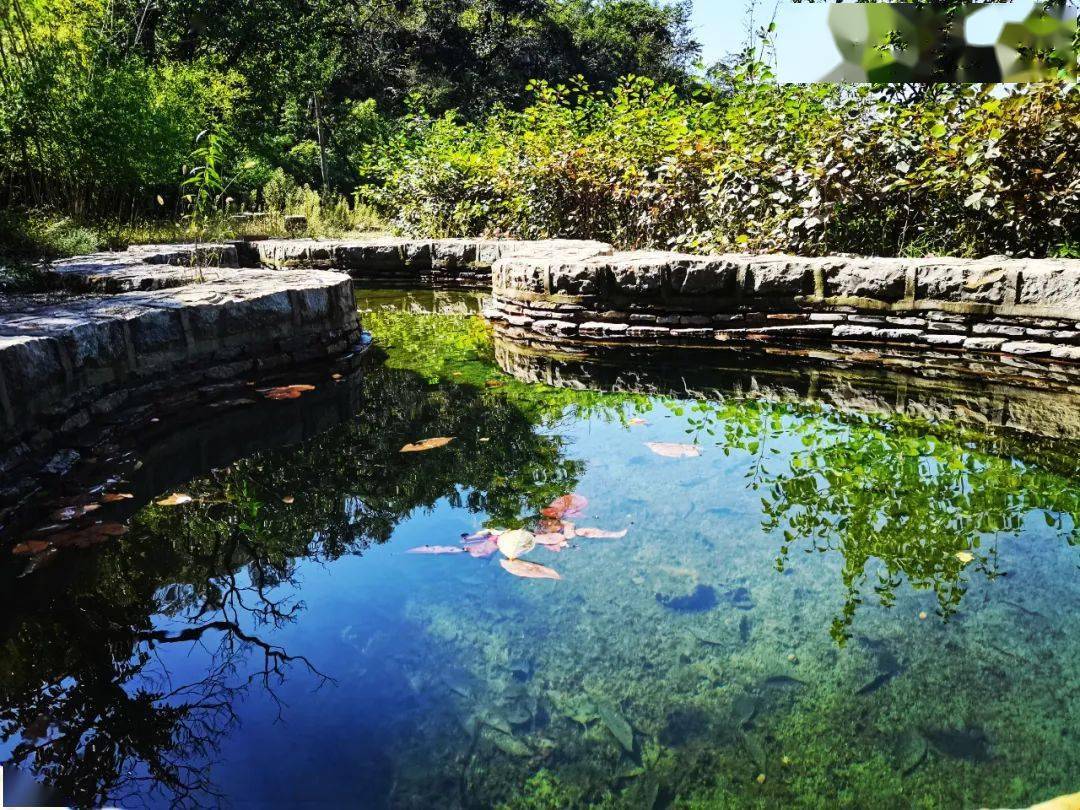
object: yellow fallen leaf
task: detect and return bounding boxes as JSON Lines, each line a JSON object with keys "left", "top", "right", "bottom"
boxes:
{"left": 156, "top": 493, "right": 193, "bottom": 507}
{"left": 646, "top": 442, "right": 701, "bottom": 458}
{"left": 500, "top": 559, "right": 562, "bottom": 580}
{"left": 400, "top": 437, "right": 455, "bottom": 453}
{"left": 955, "top": 550, "right": 974, "bottom": 564}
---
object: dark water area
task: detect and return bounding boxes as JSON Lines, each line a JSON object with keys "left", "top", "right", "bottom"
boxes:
{"left": 2, "top": 289, "right": 1080, "bottom": 808}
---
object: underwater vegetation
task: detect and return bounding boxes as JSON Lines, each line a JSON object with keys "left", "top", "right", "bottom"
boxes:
{"left": 1, "top": 291, "right": 1079, "bottom": 808}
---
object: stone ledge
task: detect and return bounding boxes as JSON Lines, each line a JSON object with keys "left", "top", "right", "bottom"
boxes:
{"left": 488, "top": 250, "right": 1080, "bottom": 371}
{"left": 3, "top": 244, "right": 362, "bottom": 451}
{"left": 251, "top": 237, "right": 612, "bottom": 287}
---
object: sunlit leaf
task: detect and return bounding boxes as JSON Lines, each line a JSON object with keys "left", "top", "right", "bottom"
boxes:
{"left": 156, "top": 493, "right": 193, "bottom": 507}
{"left": 500, "top": 559, "right": 562, "bottom": 580}
{"left": 400, "top": 437, "right": 455, "bottom": 452}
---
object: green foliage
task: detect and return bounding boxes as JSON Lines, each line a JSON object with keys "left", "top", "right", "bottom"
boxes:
{"left": 1, "top": 0, "right": 697, "bottom": 224}
{"left": 370, "top": 73, "right": 1079, "bottom": 257}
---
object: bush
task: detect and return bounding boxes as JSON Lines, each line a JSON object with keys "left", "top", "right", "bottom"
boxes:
{"left": 367, "top": 71, "right": 1079, "bottom": 258}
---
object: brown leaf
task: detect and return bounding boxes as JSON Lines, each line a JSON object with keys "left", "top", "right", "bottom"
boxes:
{"left": 282, "top": 496, "right": 295, "bottom": 504}
{"left": 262, "top": 384, "right": 317, "bottom": 400}
{"left": 100, "top": 493, "right": 134, "bottom": 503}
{"left": 12, "top": 540, "right": 53, "bottom": 556}
{"left": 331, "top": 373, "right": 343, "bottom": 381}
{"left": 156, "top": 493, "right": 193, "bottom": 507}
{"left": 646, "top": 442, "right": 701, "bottom": 458}
{"left": 500, "top": 559, "right": 562, "bottom": 580}
{"left": 400, "top": 437, "right": 455, "bottom": 453}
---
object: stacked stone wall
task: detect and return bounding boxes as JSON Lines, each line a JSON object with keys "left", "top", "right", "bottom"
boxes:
{"left": 488, "top": 251, "right": 1080, "bottom": 374}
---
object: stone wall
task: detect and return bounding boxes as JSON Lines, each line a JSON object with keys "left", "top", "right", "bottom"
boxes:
{"left": 488, "top": 250, "right": 1080, "bottom": 374}
{"left": 1, "top": 245, "right": 364, "bottom": 477}
{"left": 251, "top": 237, "right": 610, "bottom": 287}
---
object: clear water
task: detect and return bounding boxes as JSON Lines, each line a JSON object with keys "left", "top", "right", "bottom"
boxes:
{"left": 2, "top": 289, "right": 1080, "bottom": 809}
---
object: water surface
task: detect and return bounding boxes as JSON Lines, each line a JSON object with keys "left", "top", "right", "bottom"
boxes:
{"left": 2, "top": 289, "right": 1079, "bottom": 809}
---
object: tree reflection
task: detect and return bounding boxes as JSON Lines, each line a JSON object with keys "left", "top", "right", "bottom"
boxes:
{"left": 684, "top": 396, "right": 1080, "bottom": 643}
{"left": 0, "top": 363, "right": 583, "bottom": 806}
{"left": 495, "top": 340, "right": 1080, "bottom": 644}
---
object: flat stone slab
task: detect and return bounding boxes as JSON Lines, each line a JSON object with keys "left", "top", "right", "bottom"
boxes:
{"left": 251, "top": 237, "right": 612, "bottom": 285}
{"left": 50, "top": 243, "right": 239, "bottom": 292}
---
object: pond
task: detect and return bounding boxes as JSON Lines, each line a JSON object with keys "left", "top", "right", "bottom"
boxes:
{"left": 2, "top": 289, "right": 1080, "bottom": 809}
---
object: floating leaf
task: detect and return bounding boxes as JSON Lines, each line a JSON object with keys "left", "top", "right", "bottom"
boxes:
{"left": 576, "top": 527, "right": 628, "bottom": 539}
{"left": 262, "top": 384, "right": 316, "bottom": 400}
{"left": 535, "top": 532, "right": 569, "bottom": 551}
{"left": 400, "top": 437, "right": 455, "bottom": 453}
{"left": 100, "top": 493, "right": 134, "bottom": 503}
{"left": 21, "top": 522, "right": 129, "bottom": 551}
{"left": 500, "top": 559, "right": 562, "bottom": 580}
{"left": 628, "top": 418, "right": 649, "bottom": 427}
{"left": 498, "top": 529, "right": 537, "bottom": 560}
{"left": 156, "top": 493, "right": 193, "bottom": 507}
{"left": 12, "top": 540, "right": 53, "bottom": 556}
{"left": 465, "top": 537, "right": 499, "bottom": 558}
{"left": 955, "top": 550, "right": 975, "bottom": 564}
{"left": 51, "top": 504, "right": 100, "bottom": 521}
{"left": 541, "top": 494, "right": 588, "bottom": 519}
{"left": 331, "top": 373, "right": 343, "bottom": 381}
{"left": 646, "top": 442, "right": 701, "bottom": 458}
{"left": 407, "top": 545, "right": 465, "bottom": 555}
{"left": 282, "top": 496, "right": 295, "bottom": 504}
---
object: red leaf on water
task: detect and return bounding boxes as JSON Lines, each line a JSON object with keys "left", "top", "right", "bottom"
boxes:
{"left": 541, "top": 494, "right": 588, "bottom": 519}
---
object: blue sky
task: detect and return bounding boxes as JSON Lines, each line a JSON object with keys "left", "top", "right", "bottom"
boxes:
{"left": 689, "top": 1, "right": 1048, "bottom": 82}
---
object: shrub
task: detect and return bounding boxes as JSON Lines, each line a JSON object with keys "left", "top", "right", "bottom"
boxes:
{"left": 367, "top": 71, "right": 1079, "bottom": 258}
